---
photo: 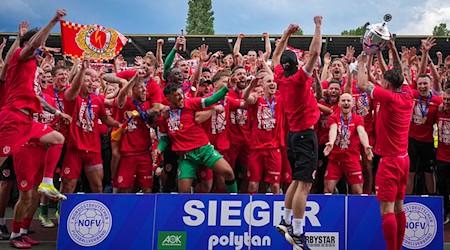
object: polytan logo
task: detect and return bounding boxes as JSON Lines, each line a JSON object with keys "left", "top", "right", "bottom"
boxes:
{"left": 67, "top": 200, "right": 112, "bottom": 247}
{"left": 158, "top": 231, "right": 186, "bottom": 249}
{"left": 403, "top": 202, "right": 437, "bottom": 249}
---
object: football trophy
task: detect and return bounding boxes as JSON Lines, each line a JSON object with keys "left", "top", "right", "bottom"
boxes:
{"left": 362, "top": 14, "right": 392, "bottom": 54}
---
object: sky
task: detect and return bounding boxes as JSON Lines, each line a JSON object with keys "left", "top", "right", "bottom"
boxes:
{"left": 0, "top": 0, "right": 449, "bottom": 35}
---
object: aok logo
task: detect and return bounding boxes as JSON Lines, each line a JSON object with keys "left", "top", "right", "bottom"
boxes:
{"left": 158, "top": 231, "right": 186, "bottom": 249}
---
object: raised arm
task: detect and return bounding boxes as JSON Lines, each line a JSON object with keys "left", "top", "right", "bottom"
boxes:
{"left": 117, "top": 70, "right": 141, "bottom": 107}
{"left": 304, "top": 16, "right": 323, "bottom": 74}
{"left": 376, "top": 50, "right": 388, "bottom": 74}
{"left": 314, "top": 69, "right": 323, "bottom": 100}
{"left": 344, "top": 63, "right": 353, "bottom": 94}
{"left": 163, "top": 36, "right": 184, "bottom": 80}
{"left": 192, "top": 44, "right": 211, "bottom": 97}
{"left": 258, "top": 51, "right": 273, "bottom": 75}
{"left": 20, "top": 9, "right": 66, "bottom": 60}
{"left": 417, "top": 36, "right": 436, "bottom": 77}
{"left": 65, "top": 58, "right": 89, "bottom": 101}
{"left": 156, "top": 39, "right": 164, "bottom": 66}
{"left": 263, "top": 32, "right": 272, "bottom": 61}
{"left": 272, "top": 24, "right": 299, "bottom": 68}
{"left": 321, "top": 52, "right": 331, "bottom": 82}
{"left": 242, "top": 77, "right": 259, "bottom": 105}
{"left": 356, "top": 52, "right": 374, "bottom": 95}
{"left": 428, "top": 54, "right": 442, "bottom": 95}
{"left": 0, "top": 21, "right": 29, "bottom": 81}
{"left": 233, "top": 33, "right": 244, "bottom": 65}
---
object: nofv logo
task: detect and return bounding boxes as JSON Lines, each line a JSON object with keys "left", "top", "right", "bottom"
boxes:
{"left": 158, "top": 231, "right": 186, "bottom": 249}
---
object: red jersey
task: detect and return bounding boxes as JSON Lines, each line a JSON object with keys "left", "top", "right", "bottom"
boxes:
{"left": 328, "top": 113, "right": 364, "bottom": 158}
{"left": 350, "top": 83, "right": 374, "bottom": 138}
{"left": 409, "top": 90, "right": 442, "bottom": 143}
{"left": 371, "top": 85, "right": 413, "bottom": 157}
{"left": 64, "top": 94, "right": 107, "bottom": 153}
{"left": 33, "top": 93, "right": 57, "bottom": 126}
{"left": 274, "top": 65, "right": 319, "bottom": 132}
{"left": 44, "top": 85, "right": 70, "bottom": 137}
{"left": 316, "top": 99, "right": 339, "bottom": 145}
{"left": 437, "top": 111, "right": 450, "bottom": 162}
{"left": 227, "top": 89, "right": 252, "bottom": 146}
{"left": 117, "top": 97, "right": 151, "bottom": 153}
{"left": 2, "top": 48, "right": 41, "bottom": 113}
{"left": 159, "top": 98, "right": 210, "bottom": 152}
{"left": 202, "top": 97, "right": 241, "bottom": 151}
{"left": 116, "top": 70, "right": 163, "bottom": 104}
{"left": 248, "top": 96, "right": 285, "bottom": 149}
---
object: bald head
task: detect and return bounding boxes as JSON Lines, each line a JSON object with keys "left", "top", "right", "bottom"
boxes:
{"left": 339, "top": 93, "right": 354, "bottom": 113}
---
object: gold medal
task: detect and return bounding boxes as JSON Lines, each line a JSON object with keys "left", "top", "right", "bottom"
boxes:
{"left": 179, "top": 123, "right": 184, "bottom": 130}
{"left": 421, "top": 117, "right": 427, "bottom": 124}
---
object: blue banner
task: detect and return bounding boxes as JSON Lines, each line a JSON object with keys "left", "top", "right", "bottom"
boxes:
{"left": 57, "top": 194, "right": 156, "bottom": 250}
{"left": 347, "top": 195, "right": 443, "bottom": 250}
{"left": 153, "top": 194, "right": 250, "bottom": 250}
{"left": 251, "top": 194, "right": 345, "bottom": 250}
{"left": 57, "top": 194, "right": 443, "bottom": 250}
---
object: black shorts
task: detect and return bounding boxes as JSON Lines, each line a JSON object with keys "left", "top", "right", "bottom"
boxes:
{"left": 408, "top": 137, "right": 434, "bottom": 173}
{"left": 0, "top": 156, "right": 15, "bottom": 181}
{"left": 287, "top": 129, "right": 318, "bottom": 183}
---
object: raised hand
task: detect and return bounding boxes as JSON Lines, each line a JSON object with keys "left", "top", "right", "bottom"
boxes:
{"left": 238, "top": 33, "right": 245, "bottom": 39}
{"left": 0, "top": 38, "right": 6, "bottom": 50}
{"left": 199, "top": 44, "right": 211, "bottom": 62}
{"left": 344, "top": 46, "right": 355, "bottom": 63}
{"left": 262, "top": 32, "right": 269, "bottom": 39}
{"left": 314, "top": 16, "right": 323, "bottom": 26}
{"left": 18, "top": 21, "right": 29, "bottom": 38}
{"left": 421, "top": 36, "right": 436, "bottom": 52}
{"left": 286, "top": 24, "right": 300, "bottom": 35}
{"left": 52, "top": 9, "right": 67, "bottom": 22}
{"left": 81, "top": 57, "right": 90, "bottom": 69}
{"left": 357, "top": 51, "right": 368, "bottom": 64}
{"left": 134, "top": 56, "right": 143, "bottom": 66}
{"left": 324, "top": 52, "right": 331, "bottom": 64}
{"left": 157, "top": 39, "right": 164, "bottom": 46}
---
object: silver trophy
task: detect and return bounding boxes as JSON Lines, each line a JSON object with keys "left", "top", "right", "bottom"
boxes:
{"left": 362, "top": 14, "right": 392, "bottom": 54}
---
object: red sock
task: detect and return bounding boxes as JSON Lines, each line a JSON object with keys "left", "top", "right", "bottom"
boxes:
{"left": 22, "top": 217, "right": 32, "bottom": 230}
{"left": 395, "top": 211, "right": 406, "bottom": 250}
{"left": 382, "top": 213, "right": 397, "bottom": 250}
{"left": 12, "top": 220, "right": 22, "bottom": 234}
{"left": 44, "top": 144, "right": 63, "bottom": 178}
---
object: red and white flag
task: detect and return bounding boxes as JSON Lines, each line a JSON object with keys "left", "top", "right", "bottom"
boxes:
{"left": 286, "top": 46, "right": 304, "bottom": 59}
{"left": 60, "top": 20, "right": 127, "bottom": 62}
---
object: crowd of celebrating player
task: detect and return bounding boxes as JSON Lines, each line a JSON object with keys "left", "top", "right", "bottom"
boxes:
{"left": 0, "top": 9, "right": 450, "bottom": 250}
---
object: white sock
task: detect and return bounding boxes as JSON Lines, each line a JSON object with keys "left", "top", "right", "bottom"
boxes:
{"left": 10, "top": 232, "right": 21, "bottom": 239}
{"left": 20, "top": 228, "right": 28, "bottom": 235}
{"left": 0, "top": 217, "right": 5, "bottom": 225}
{"left": 284, "top": 208, "right": 292, "bottom": 224}
{"left": 293, "top": 218, "right": 304, "bottom": 236}
{"left": 42, "top": 177, "right": 53, "bottom": 185}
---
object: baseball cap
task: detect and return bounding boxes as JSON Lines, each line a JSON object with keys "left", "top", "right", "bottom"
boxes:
{"left": 280, "top": 50, "right": 298, "bottom": 78}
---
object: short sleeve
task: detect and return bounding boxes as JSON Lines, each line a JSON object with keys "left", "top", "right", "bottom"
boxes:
{"left": 116, "top": 70, "right": 137, "bottom": 81}
{"left": 371, "top": 85, "right": 393, "bottom": 104}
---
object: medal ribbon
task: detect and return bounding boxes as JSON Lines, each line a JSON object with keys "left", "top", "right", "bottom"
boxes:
{"left": 87, "top": 95, "right": 93, "bottom": 120}
{"left": 53, "top": 88, "right": 64, "bottom": 112}
{"left": 264, "top": 97, "right": 276, "bottom": 118}
{"left": 169, "top": 108, "right": 182, "bottom": 127}
{"left": 340, "top": 114, "right": 352, "bottom": 141}
{"left": 418, "top": 93, "right": 431, "bottom": 118}
{"left": 133, "top": 98, "right": 149, "bottom": 126}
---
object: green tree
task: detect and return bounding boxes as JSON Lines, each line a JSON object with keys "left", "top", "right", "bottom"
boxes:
{"left": 341, "top": 25, "right": 366, "bottom": 35}
{"left": 432, "top": 23, "right": 449, "bottom": 36}
{"left": 186, "top": 0, "right": 215, "bottom": 35}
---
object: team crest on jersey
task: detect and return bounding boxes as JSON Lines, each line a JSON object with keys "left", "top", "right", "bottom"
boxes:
{"left": 117, "top": 176, "right": 123, "bottom": 183}
{"left": 2, "top": 146, "right": 10, "bottom": 155}
{"left": 2, "top": 170, "right": 10, "bottom": 178}
{"left": 75, "top": 25, "right": 119, "bottom": 61}
{"left": 64, "top": 168, "right": 71, "bottom": 175}
{"left": 20, "top": 180, "right": 27, "bottom": 188}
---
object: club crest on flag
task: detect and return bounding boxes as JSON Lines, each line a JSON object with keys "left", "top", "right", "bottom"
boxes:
{"left": 61, "top": 20, "right": 127, "bottom": 62}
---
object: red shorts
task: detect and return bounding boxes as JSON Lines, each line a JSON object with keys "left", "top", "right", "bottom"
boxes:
{"left": 280, "top": 147, "right": 292, "bottom": 183}
{"left": 62, "top": 148, "right": 102, "bottom": 179}
{"left": 247, "top": 149, "right": 282, "bottom": 183}
{"left": 0, "top": 109, "right": 53, "bottom": 157}
{"left": 197, "top": 166, "right": 213, "bottom": 181}
{"left": 229, "top": 144, "right": 250, "bottom": 168}
{"left": 13, "top": 145, "right": 46, "bottom": 191}
{"left": 375, "top": 154, "right": 410, "bottom": 202}
{"left": 325, "top": 155, "right": 363, "bottom": 185}
{"left": 117, "top": 153, "right": 153, "bottom": 189}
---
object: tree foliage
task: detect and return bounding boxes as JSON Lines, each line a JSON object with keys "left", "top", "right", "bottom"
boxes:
{"left": 432, "top": 23, "right": 449, "bottom": 36}
{"left": 341, "top": 25, "right": 366, "bottom": 36}
{"left": 294, "top": 29, "right": 304, "bottom": 35}
{"left": 186, "top": 0, "right": 215, "bottom": 35}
